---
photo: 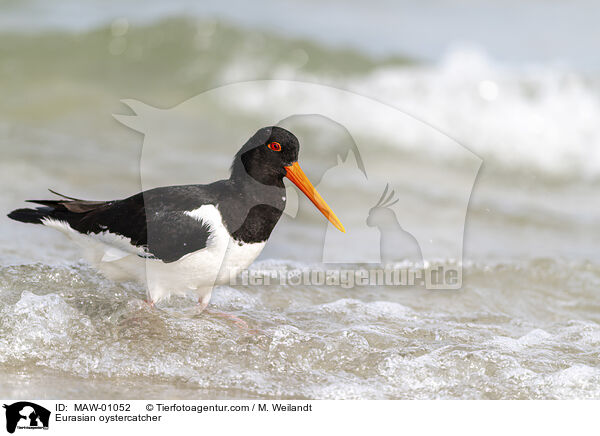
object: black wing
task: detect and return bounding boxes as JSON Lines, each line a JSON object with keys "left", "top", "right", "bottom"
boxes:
{"left": 9, "top": 185, "right": 214, "bottom": 263}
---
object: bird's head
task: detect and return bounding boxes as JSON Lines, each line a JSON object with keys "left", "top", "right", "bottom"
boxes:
{"left": 233, "top": 126, "right": 300, "bottom": 183}
{"left": 231, "top": 126, "right": 345, "bottom": 232}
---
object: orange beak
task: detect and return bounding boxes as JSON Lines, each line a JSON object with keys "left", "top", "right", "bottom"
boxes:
{"left": 284, "top": 162, "right": 345, "bottom": 233}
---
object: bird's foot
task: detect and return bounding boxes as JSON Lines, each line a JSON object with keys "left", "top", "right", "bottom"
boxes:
{"left": 204, "top": 309, "right": 267, "bottom": 336}
{"left": 195, "top": 298, "right": 265, "bottom": 335}
{"left": 204, "top": 309, "right": 250, "bottom": 330}
{"left": 117, "top": 299, "right": 154, "bottom": 328}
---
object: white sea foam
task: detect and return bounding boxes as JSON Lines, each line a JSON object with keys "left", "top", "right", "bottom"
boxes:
{"left": 1, "top": 259, "right": 599, "bottom": 399}
{"left": 348, "top": 48, "right": 600, "bottom": 179}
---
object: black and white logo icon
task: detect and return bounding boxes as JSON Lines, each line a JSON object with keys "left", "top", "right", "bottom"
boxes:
{"left": 3, "top": 402, "right": 50, "bottom": 434}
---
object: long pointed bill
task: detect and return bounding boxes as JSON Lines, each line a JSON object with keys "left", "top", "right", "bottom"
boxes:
{"left": 284, "top": 161, "right": 345, "bottom": 233}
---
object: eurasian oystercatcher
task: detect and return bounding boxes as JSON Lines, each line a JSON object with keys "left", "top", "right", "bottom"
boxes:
{"left": 8, "top": 126, "right": 344, "bottom": 309}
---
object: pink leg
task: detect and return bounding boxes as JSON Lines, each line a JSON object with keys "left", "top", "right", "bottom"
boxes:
{"left": 197, "top": 293, "right": 211, "bottom": 313}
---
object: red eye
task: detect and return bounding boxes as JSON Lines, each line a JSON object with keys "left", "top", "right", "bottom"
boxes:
{"left": 268, "top": 142, "right": 282, "bottom": 152}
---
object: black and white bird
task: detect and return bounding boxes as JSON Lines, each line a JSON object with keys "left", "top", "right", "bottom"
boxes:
{"left": 8, "top": 126, "right": 344, "bottom": 309}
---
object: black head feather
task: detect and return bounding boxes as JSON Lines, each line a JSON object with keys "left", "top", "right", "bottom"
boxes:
{"left": 230, "top": 126, "right": 299, "bottom": 186}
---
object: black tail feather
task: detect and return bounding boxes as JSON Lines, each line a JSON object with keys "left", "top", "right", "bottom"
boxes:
{"left": 9, "top": 187, "right": 109, "bottom": 227}
{"left": 47, "top": 188, "right": 84, "bottom": 201}
{"left": 7, "top": 207, "right": 53, "bottom": 224}
{"left": 26, "top": 199, "right": 64, "bottom": 207}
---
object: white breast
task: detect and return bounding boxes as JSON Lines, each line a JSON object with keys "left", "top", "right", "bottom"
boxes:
{"left": 142, "top": 205, "right": 266, "bottom": 302}
{"left": 216, "top": 238, "right": 266, "bottom": 283}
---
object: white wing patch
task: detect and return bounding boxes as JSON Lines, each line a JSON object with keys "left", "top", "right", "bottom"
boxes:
{"left": 183, "top": 204, "right": 224, "bottom": 248}
{"left": 41, "top": 217, "right": 148, "bottom": 259}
